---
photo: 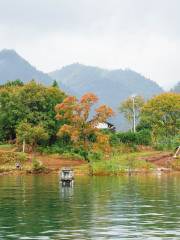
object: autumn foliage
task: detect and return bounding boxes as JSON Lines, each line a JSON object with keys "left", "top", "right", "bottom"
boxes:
{"left": 55, "top": 93, "right": 114, "bottom": 156}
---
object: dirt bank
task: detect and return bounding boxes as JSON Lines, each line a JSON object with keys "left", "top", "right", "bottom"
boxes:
{"left": 141, "top": 152, "right": 173, "bottom": 167}
{"left": 0, "top": 148, "right": 177, "bottom": 176}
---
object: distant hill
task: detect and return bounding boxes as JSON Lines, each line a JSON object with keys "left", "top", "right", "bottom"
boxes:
{"left": 49, "top": 63, "right": 163, "bottom": 130}
{"left": 0, "top": 49, "right": 52, "bottom": 85}
{"left": 171, "top": 82, "right": 180, "bottom": 93}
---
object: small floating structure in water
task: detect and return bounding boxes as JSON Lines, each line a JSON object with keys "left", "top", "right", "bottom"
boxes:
{"left": 60, "top": 168, "right": 74, "bottom": 187}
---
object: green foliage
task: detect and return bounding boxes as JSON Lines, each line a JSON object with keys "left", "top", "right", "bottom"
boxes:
{"left": 91, "top": 152, "right": 155, "bottom": 175}
{"left": 137, "top": 129, "right": 152, "bottom": 145}
{"left": 38, "top": 135, "right": 72, "bottom": 154}
{"left": 16, "top": 122, "right": 48, "bottom": 150}
{"left": 38, "top": 142, "right": 88, "bottom": 160}
{"left": 0, "top": 80, "right": 65, "bottom": 141}
{"left": 154, "top": 135, "right": 180, "bottom": 151}
{"left": 136, "top": 121, "right": 152, "bottom": 131}
{"left": 0, "top": 79, "right": 24, "bottom": 87}
{"left": 38, "top": 139, "right": 104, "bottom": 161}
{"left": 111, "top": 130, "right": 152, "bottom": 146}
{"left": 32, "top": 159, "right": 45, "bottom": 172}
{"left": 141, "top": 93, "right": 180, "bottom": 138}
{"left": 0, "top": 152, "right": 27, "bottom": 164}
{"left": 88, "top": 151, "right": 103, "bottom": 162}
{"left": 17, "top": 152, "right": 28, "bottom": 162}
{"left": 52, "top": 80, "right": 59, "bottom": 88}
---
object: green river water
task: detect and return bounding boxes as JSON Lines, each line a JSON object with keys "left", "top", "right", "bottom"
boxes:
{"left": 0, "top": 174, "right": 180, "bottom": 239}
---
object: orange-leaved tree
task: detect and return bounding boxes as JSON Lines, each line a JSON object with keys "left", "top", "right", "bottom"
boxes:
{"left": 55, "top": 93, "right": 114, "bottom": 158}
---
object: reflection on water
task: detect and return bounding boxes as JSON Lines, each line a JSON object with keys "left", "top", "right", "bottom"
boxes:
{"left": 0, "top": 174, "right": 180, "bottom": 239}
{"left": 60, "top": 184, "right": 74, "bottom": 199}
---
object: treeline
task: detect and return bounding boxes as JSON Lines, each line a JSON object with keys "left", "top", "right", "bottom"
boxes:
{"left": 0, "top": 80, "right": 114, "bottom": 159}
{"left": 118, "top": 93, "right": 180, "bottom": 150}
{"left": 0, "top": 79, "right": 179, "bottom": 160}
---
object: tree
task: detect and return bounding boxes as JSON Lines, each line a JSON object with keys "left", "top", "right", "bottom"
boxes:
{"left": 0, "top": 79, "right": 24, "bottom": 88}
{"left": 52, "top": 80, "right": 59, "bottom": 88}
{"left": 16, "top": 122, "right": 48, "bottom": 153}
{"left": 0, "top": 80, "right": 65, "bottom": 141}
{"left": 140, "top": 93, "right": 180, "bottom": 138}
{"left": 55, "top": 93, "right": 114, "bottom": 157}
{"left": 119, "top": 96, "right": 145, "bottom": 131}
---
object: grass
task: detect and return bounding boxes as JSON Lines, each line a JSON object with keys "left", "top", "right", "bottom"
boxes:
{"left": 0, "top": 149, "right": 33, "bottom": 174}
{"left": 0, "top": 162, "right": 33, "bottom": 173}
{"left": 0, "top": 144, "right": 14, "bottom": 151}
{"left": 90, "top": 151, "right": 156, "bottom": 175}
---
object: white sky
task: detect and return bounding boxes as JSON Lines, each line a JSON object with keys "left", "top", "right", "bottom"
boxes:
{"left": 0, "top": 0, "right": 179, "bottom": 90}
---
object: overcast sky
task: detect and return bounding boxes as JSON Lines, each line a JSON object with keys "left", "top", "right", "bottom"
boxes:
{"left": 0, "top": 0, "right": 179, "bottom": 89}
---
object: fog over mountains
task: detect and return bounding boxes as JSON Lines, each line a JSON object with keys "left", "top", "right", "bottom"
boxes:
{"left": 0, "top": 49, "right": 165, "bottom": 129}
{"left": 49, "top": 63, "right": 163, "bottom": 101}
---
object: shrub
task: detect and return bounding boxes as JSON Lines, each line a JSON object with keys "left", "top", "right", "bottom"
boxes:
{"left": 32, "top": 159, "right": 45, "bottom": 172}
{"left": 111, "top": 130, "right": 152, "bottom": 146}
{"left": 88, "top": 151, "right": 103, "bottom": 162}
{"left": 154, "top": 135, "right": 180, "bottom": 151}
{"left": 17, "top": 152, "right": 28, "bottom": 162}
{"left": 136, "top": 129, "right": 152, "bottom": 145}
{"left": 110, "top": 133, "right": 119, "bottom": 146}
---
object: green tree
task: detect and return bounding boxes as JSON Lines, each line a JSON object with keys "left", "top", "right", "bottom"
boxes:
{"left": 0, "top": 79, "right": 24, "bottom": 88}
{"left": 141, "top": 93, "right": 180, "bottom": 138}
{"left": 52, "top": 80, "right": 59, "bottom": 88}
{"left": 16, "top": 122, "right": 48, "bottom": 152}
{"left": 0, "top": 80, "right": 65, "bottom": 142}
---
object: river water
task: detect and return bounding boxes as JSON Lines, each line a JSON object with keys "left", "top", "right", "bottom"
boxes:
{"left": 0, "top": 174, "right": 180, "bottom": 239}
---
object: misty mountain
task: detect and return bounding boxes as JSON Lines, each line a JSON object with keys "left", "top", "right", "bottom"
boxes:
{"left": 171, "top": 82, "right": 180, "bottom": 93}
{"left": 49, "top": 63, "right": 163, "bottom": 129}
{"left": 0, "top": 49, "right": 52, "bottom": 85}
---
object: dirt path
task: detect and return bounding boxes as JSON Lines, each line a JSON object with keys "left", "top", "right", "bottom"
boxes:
{"left": 36, "top": 154, "right": 87, "bottom": 171}
{"left": 142, "top": 152, "right": 173, "bottom": 167}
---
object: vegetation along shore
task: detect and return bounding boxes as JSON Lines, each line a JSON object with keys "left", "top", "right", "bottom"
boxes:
{"left": 0, "top": 80, "right": 179, "bottom": 176}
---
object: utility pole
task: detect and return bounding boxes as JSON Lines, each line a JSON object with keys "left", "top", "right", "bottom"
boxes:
{"left": 23, "top": 139, "right": 26, "bottom": 153}
{"left": 132, "top": 94, "right": 136, "bottom": 133}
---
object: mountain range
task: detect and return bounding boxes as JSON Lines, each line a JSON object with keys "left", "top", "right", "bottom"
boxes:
{"left": 0, "top": 49, "right": 166, "bottom": 129}
{"left": 0, "top": 49, "right": 52, "bottom": 85}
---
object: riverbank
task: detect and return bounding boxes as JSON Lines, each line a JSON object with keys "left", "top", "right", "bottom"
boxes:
{"left": 0, "top": 144, "right": 179, "bottom": 176}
